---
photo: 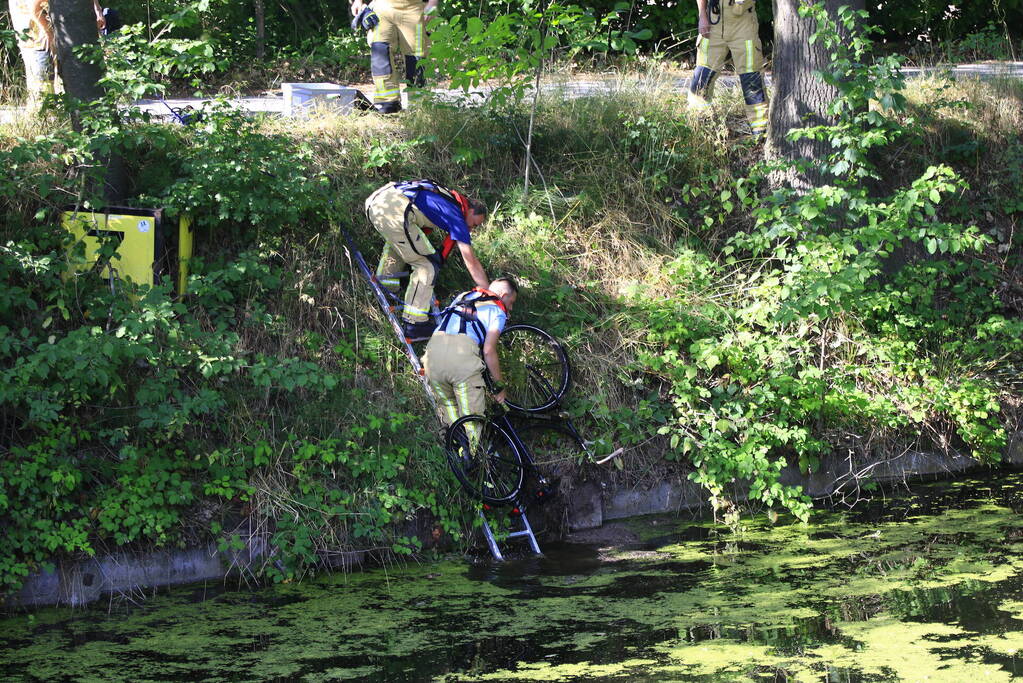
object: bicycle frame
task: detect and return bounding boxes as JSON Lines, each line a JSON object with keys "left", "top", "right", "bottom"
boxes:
{"left": 488, "top": 402, "right": 587, "bottom": 510}
{"left": 493, "top": 409, "right": 549, "bottom": 503}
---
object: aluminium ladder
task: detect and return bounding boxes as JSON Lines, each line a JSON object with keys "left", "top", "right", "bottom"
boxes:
{"left": 479, "top": 507, "right": 541, "bottom": 561}
{"left": 341, "top": 227, "right": 439, "bottom": 416}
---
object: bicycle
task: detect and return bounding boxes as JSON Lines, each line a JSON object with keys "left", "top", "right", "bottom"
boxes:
{"left": 444, "top": 327, "right": 584, "bottom": 507}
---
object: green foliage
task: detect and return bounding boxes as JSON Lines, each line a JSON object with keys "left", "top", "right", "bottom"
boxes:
{"left": 427, "top": 9, "right": 556, "bottom": 105}
{"left": 949, "top": 22, "right": 1017, "bottom": 61}
{"left": 428, "top": 2, "right": 652, "bottom": 105}
{"left": 437, "top": 0, "right": 708, "bottom": 57}
{"left": 0, "top": 230, "right": 460, "bottom": 593}
{"left": 153, "top": 109, "right": 329, "bottom": 230}
{"left": 89, "top": 2, "right": 226, "bottom": 102}
{"left": 787, "top": 4, "right": 908, "bottom": 181}
{"left": 872, "top": 0, "right": 1022, "bottom": 46}
{"left": 2, "top": 0, "right": 1021, "bottom": 601}
{"left": 639, "top": 4, "right": 1017, "bottom": 524}
{"left": 619, "top": 111, "right": 694, "bottom": 193}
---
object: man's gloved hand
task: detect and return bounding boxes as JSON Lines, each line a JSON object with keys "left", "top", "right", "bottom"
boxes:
{"left": 351, "top": 7, "right": 379, "bottom": 31}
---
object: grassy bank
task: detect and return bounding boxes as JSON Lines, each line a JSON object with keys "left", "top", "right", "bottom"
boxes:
{"left": 0, "top": 64, "right": 1020, "bottom": 598}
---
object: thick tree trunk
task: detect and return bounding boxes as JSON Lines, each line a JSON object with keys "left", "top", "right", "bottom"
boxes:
{"left": 49, "top": 0, "right": 127, "bottom": 203}
{"left": 255, "top": 0, "right": 266, "bottom": 60}
{"left": 767, "top": 0, "right": 864, "bottom": 192}
{"left": 49, "top": 0, "right": 103, "bottom": 101}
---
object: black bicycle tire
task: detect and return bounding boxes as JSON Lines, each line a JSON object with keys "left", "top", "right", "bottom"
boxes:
{"left": 445, "top": 415, "right": 526, "bottom": 505}
{"left": 499, "top": 324, "right": 571, "bottom": 414}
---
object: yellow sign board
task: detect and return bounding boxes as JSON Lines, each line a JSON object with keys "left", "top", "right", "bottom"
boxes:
{"left": 63, "top": 208, "right": 164, "bottom": 287}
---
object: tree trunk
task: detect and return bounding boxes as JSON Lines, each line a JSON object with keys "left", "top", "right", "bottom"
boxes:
{"left": 49, "top": 0, "right": 104, "bottom": 102}
{"left": 767, "top": 0, "right": 864, "bottom": 192}
{"left": 255, "top": 0, "right": 266, "bottom": 60}
{"left": 49, "top": 0, "right": 127, "bottom": 203}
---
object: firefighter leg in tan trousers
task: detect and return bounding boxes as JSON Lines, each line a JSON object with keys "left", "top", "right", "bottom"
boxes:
{"left": 367, "top": 3, "right": 427, "bottom": 108}
{"left": 365, "top": 184, "right": 438, "bottom": 324}
{"left": 687, "top": 1, "right": 769, "bottom": 138}
{"left": 424, "top": 334, "right": 487, "bottom": 430}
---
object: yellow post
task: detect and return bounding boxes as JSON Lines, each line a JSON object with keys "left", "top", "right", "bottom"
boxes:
{"left": 177, "top": 214, "right": 194, "bottom": 296}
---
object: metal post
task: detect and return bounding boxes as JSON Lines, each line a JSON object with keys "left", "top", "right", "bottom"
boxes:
{"left": 518, "top": 513, "right": 542, "bottom": 555}
{"left": 479, "top": 510, "right": 504, "bottom": 561}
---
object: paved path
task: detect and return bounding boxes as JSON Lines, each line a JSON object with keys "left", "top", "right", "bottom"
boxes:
{"left": 123, "top": 60, "right": 1023, "bottom": 120}
{"left": 2, "top": 61, "right": 1020, "bottom": 124}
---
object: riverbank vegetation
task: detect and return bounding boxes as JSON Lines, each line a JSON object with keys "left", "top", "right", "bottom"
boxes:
{"left": 0, "top": 2, "right": 1021, "bottom": 598}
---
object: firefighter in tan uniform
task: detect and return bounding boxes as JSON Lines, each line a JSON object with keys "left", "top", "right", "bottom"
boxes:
{"left": 7, "top": 0, "right": 104, "bottom": 105}
{"left": 424, "top": 278, "right": 518, "bottom": 428}
{"left": 687, "top": 0, "right": 769, "bottom": 139}
{"left": 350, "top": 0, "right": 437, "bottom": 113}
{"left": 364, "top": 179, "right": 490, "bottom": 341}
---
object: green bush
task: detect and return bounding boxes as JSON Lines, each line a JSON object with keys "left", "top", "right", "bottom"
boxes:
{"left": 639, "top": 5, "right": 1017, "bottom": 524}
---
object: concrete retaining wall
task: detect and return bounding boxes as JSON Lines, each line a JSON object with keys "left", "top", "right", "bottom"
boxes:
{"left": 566, "top": 433, "right": 1022, "bottom": 531}
{"left": 7, "top": 535, "right": 366, "bottom": 609}
{"left": 12, "top": 545, "right": 230, "bottom": 608}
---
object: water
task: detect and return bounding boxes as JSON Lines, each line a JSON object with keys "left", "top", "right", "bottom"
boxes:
{"left": 4, "top": 473, "right": 1023, "bottom": 681}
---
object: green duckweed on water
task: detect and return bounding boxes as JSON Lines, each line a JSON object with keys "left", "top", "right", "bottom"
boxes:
{"left": 4, "top": 473, "right": 1023, "bottom": 681}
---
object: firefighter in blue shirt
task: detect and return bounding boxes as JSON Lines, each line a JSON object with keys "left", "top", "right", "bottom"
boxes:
{"left": 364, "top": 179, "right": 490, "bottom": 341}
{"left": 424, "top": 277, "right": 518, "bottom": 426}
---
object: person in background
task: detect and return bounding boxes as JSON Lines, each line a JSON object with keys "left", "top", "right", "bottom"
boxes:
{"left": 686, "top": 0, "right": 769, "bottom": 139}
{"left": 349, "top": 0, "right": 437, "bottom": 113}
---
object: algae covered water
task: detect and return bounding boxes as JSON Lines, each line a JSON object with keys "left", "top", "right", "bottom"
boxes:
{"left": 4, "top": 473, "right": 1023, "bottom": 681}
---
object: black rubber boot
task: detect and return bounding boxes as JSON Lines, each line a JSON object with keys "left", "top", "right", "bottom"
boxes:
{"left": 402, "top": 319, "right": 435, "bottom": 342}
{"left": 375, "top": 101, "right": 402, "bottom": 115}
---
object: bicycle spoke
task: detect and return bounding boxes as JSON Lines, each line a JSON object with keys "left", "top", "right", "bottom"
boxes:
{"left": 446, "top": 416, "right": 524, "bottom": 504}
{"left": 499, "top": 325, "right": 571, "bottom": 413}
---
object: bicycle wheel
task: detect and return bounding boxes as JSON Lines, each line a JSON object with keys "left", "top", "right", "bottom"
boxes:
{"left": 517, "top": 423, "right": 587, "bottom": 474}
{"left": 445, "top": 415, "right": 526, "bottom": 505}
{"left": 498, "top": 324, "right": 571, "bottom": 414}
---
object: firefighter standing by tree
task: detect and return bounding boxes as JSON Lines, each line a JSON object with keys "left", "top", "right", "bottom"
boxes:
{"left": 350, "top": 0, "right": 437, "bottom": 113}
{"left": 424, "top": 277, "right": 518, "bottom": 427}
{"left": 7, "top": 0, "right": 105, "bottom": 107}
{"left": 687, "top": 0, "right": 769, "bottom": 139}
{"left": 364, "top": 179, "right": 490, "bottom": 342}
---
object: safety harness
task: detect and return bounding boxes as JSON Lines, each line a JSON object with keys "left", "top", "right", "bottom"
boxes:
{"left": 437, "top": 287, "right": 507, "bottom": 343}
{"left": 708, "top": 0, "right": 721, "bottom": 25}
{"left": 393, "top": 179, "right": 473, "bottom": 263}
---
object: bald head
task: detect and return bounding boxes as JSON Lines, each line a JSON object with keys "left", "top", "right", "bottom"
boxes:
{"left": 490, "top": 277, "right": 518, "bottom": 312}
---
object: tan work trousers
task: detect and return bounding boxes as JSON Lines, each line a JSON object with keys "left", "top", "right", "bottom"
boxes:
{"left": 365, "top": 183, "right": 438, "bottom": 323}
{"left": 692, "top": 3, "right": 764, "bottom": 81}
{"left": 688, "top": 2, "right": 769, "bottom": 135}
{"left": 367, "top": 3, "right": 427, "bottom": 104}
{"left": 424, "top": 333, "right": 487, "bottom": 427}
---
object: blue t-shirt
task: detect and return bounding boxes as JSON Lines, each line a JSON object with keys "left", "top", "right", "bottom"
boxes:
{"left": 412, "top": 190, "right": 472, "bottom": 245}
{"left": 439, "top": 291, "right": 507, "bottom": 345}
